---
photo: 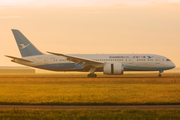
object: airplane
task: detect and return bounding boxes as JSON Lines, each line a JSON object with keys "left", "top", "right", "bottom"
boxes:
{"left": 5, "top": 29, "right": 176, "bottom": 78}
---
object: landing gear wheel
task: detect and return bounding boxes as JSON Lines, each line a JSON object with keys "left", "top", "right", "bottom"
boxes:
{"left": 93, "top": 74, "right": 97, "bottom": 78}
{"left": 158, "top": 70, "right": 163, "bottom": 77}
{"left": 87, "top": 74, "right": 91, "bottom": 78}
{"left": 158, "top": 74, "right": 162, "bottom": 77}
{"left": 87, "top": 74, "right": 97, "bottom": 78}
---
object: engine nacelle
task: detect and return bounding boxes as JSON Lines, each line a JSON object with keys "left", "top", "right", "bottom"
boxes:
{"left": 103, "top": 63, "right": 124, "bottom": 75}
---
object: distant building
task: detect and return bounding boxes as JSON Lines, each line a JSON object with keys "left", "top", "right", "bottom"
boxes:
{"left": 0, "top": 66, "right": 35, "bottom": 74}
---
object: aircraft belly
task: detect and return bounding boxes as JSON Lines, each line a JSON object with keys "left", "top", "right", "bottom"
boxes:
{"left": 35, "top": 63, "right": 83, "bottom": 71}
{"left": 124, "top": 65, "right": 174, "bottom": 71}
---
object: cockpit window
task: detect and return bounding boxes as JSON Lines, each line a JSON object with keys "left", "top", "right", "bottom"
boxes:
{"left": 166, "top": 59, "right": 171, "bottom": 61}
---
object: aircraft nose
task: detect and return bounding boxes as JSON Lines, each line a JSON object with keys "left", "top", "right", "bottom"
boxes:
{"left": 165, "top": 60, "right": 176, "bottom": 69}
{"left": 172, "top": 62, "right": 176, "bottom": 68}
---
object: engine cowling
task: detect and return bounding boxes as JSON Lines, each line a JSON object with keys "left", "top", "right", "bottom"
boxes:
{"left": 103, "top": 63, "right": 124, "bottom": 75}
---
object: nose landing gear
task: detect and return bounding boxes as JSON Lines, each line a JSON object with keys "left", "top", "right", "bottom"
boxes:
{"left": 158, "top": 70, "right": 164, "bottom": 77}
{"left": 158, "top": 74, "right": 162, "bottom": 77}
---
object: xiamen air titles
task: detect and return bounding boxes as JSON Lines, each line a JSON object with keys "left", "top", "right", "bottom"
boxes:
{"left": 5, "top": 29, "right": 176, "bottom": 78}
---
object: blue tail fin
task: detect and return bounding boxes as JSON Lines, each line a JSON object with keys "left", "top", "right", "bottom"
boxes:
{"left": 12, "top": 29, "right": 43, "bottom": 57}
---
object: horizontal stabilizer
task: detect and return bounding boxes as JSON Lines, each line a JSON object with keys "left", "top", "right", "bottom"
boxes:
{"left": 5, "top": 55, "right": 32, "bottom": 63}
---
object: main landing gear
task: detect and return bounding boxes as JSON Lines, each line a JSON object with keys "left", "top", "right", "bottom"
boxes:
{"left": 87, "top": 67, "right": 97, "bottom": 78}
{"left": 87, "top": 74, "right": 97, "bottom": 78}
{"left": 158, "top": 70, "right": 164, "bottom": 77}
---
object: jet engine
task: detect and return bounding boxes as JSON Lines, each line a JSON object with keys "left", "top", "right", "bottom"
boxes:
{"left": 103, "top": 63, "right": 124, "bottom": 75}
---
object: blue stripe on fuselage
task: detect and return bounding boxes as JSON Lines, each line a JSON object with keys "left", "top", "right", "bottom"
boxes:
{"left": 35, "top": 63, "right": 83, "bottom": 71}
{"left": 124, "top": 65, "right": 175, "bottom": 71}
{"left": 34, "top": 63, "right": 175, "bottom": 71}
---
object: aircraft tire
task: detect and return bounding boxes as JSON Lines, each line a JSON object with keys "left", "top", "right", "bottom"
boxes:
{"left": 87, "top": 74, "right": 97, "bottom": 78}
{"left": 158, "top": 74, "right": 162, "bottom": 77}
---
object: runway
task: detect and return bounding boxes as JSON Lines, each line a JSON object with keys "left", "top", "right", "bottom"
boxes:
{"left": 0, "top": 105, "right": 180, "bottom": 110}
{"left": 0, "top": 76, "right": 179, "bottom": 78}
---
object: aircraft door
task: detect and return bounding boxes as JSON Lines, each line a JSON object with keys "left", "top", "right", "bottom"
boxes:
{"left": 129, "top": 57, "right": 133, "bottom": 65}
{"left": 161, "top": 58, "right": 165, "bottom": 65}
{"left": 36, "top": 57, "right": 44, "bottom": 65}
{"left": 155, "top": 57, "right": 160, "bottom": 65}
{"left": 44, "top": 57, "right": 49, "bottom": 64}
{"left": 129, "top": 56, "right": 138, "bottom": 66}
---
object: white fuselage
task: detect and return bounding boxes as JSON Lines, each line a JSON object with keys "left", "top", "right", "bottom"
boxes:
{"left": 13, "top": 54, "right": 175, "bottom": 72}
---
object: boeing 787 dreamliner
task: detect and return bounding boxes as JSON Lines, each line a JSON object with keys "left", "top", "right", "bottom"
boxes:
{"left": 5, "top": 29, "right": 176, "bottom": 77}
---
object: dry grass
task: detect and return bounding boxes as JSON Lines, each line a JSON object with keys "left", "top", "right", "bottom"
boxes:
{"left": 0, "top": 74, "right": 180, "bottom": 105}
{"left": 1, "top": 109, "right": 180, "bottom": 120}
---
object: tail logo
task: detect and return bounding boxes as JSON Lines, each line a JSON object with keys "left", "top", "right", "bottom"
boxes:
{"left": 19, "top": 44, "right": 30, "bottom": 49}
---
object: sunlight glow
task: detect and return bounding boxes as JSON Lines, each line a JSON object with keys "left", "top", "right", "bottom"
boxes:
{"left": 0, "top": 0, "right": 179, "bottom": 6}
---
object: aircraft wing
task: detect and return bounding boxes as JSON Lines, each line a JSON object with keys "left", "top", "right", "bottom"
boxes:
{"left": 47, "top": 51, "right": 104, "bottom": 67}
{"left": 5, "top": 55, "right": 32, "bottom": 63}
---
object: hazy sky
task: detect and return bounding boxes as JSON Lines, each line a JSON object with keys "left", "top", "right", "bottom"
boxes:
{"left": 0, "top": 0, "right": 179, "bottom": 6}
{"left": 0, "top": 0, "right": 180, "bottom": 69}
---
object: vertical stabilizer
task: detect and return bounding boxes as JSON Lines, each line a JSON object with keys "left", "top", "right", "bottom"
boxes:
{"left": 12, "top": 29, "right": 43, "bottom": 57}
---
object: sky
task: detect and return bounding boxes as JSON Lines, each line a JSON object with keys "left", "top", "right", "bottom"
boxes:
{"left": 0, "top": 0, "right": 179, "bottom": 6}
{"left": 0, "top": 0, "right": 180, "bottom": 69}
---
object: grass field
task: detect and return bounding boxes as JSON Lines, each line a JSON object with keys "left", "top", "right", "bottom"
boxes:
{"left": 0, "top": 109, "right": 180, "bottom": 120}
{"left": 0, "top": 74, "right": 180, "bottom": 105}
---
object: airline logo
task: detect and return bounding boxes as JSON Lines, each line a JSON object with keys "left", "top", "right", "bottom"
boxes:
{"left": 109, "top": 56, "right": 129, "bottom": 58}
{"left": 147, "top": 56, "right": 153, "bottom": 59}
{"left": 19, "top": 44, "right": 30, "bottom": 49}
